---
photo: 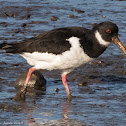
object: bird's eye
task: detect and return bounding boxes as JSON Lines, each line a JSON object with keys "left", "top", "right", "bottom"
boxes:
{"left": 106, "top": 29, "right": 111, "bottom": 33}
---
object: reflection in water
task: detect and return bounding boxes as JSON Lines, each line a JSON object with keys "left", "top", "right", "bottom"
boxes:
{"left": 62, "top": 103, "right": 70, "bottom": 119}
{"left": 25, "top": 101, "right": 87, "bottom": 126}
{"left": 27, "top": 112, "right": 36, "bottom": 124}
{"left": 25, "top": 102, "right": 71, "bottom": 125}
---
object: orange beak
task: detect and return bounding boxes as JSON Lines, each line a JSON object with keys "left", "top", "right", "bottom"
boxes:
{"left": 112, "top": 36, "right": 126, "bottom": 55}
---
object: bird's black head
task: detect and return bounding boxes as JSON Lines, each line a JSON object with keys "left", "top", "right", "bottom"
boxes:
{"left": 93, "top": 21, "right": 126, "bottom": 55}
{"left": 93, "top": 21, "right": 118, "bottom": 42}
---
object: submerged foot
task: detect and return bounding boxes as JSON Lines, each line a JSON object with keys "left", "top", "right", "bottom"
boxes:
{"left": 14, "top": 86, "right": 27, "bottom": 101}
{"left": 21, "top": 86, "right": 27, "bottom": 92}
{"left": 67, "top": 94, "right": 72, "bottom": 102}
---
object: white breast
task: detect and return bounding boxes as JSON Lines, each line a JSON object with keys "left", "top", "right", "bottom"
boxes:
{"left": 20, "top": 37, "right": 93, "bottom": 73}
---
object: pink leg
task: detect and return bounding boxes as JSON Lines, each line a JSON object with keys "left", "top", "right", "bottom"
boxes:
{"left": 62, "top": 73, "right": 72, "bottom": 101}
{"left": 21, "top": 67, "right": 36, "bottom": 92}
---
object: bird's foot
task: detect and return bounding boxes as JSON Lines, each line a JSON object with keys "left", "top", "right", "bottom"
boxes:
{"left": 14, "top": 86, "right": 27, "bottom": 101}
{"left": 21, "top": 86, "right": 27, "bottom": 92}
{"left": 67, "top": 94, "right": 72, "bottom": 103}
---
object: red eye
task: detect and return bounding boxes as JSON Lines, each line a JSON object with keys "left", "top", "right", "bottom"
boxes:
{"left": 106, "top": 29, "right": 111, "bottom": 33}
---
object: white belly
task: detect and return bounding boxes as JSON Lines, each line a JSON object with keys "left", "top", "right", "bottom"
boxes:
{"left": 20, "top": 37, "right": 93, "bottom": 72}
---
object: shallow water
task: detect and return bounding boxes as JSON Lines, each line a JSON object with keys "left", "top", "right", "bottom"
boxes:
{"left": 0, "top": 0, "right": 126, "bottom": 125}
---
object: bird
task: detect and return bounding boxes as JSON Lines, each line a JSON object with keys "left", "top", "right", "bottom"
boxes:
{"left": 0, "top": 21, "right": 126, "bottom": 101}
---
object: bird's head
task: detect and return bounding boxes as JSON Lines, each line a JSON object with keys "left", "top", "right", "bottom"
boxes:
{"left": 93, "top": 21, "right": 126, "bottom": 55}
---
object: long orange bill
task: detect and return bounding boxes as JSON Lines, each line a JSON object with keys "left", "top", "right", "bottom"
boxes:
{"left": 112, "top": 36, "right": 126, "bottom": 55}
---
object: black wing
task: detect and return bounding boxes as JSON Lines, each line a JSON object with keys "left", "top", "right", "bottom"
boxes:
{"left": 0, "top": 27, "right": 89, "bottom": 54}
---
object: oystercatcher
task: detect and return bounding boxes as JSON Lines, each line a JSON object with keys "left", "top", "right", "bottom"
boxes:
{"left": 0, "top": 21, "right": 126, "bottom": 100}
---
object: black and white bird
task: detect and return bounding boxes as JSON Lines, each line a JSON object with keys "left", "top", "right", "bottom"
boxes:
{"left": 0, "top": 21, "right": 126, "bottom": 100}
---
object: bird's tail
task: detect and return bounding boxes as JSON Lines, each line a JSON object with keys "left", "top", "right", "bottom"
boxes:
{"left": 0, "top": 42, "right": 19, "bottom": 53}
{"left": 0, "top": 42, "right": 7, "bottom": 49}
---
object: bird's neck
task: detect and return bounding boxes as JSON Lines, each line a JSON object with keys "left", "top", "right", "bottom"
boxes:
{"left": 81, "top": 31, "right": 108, "bottom": 58}
{"left": 94, "top": 30, "right": 110, "bottom": 47}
